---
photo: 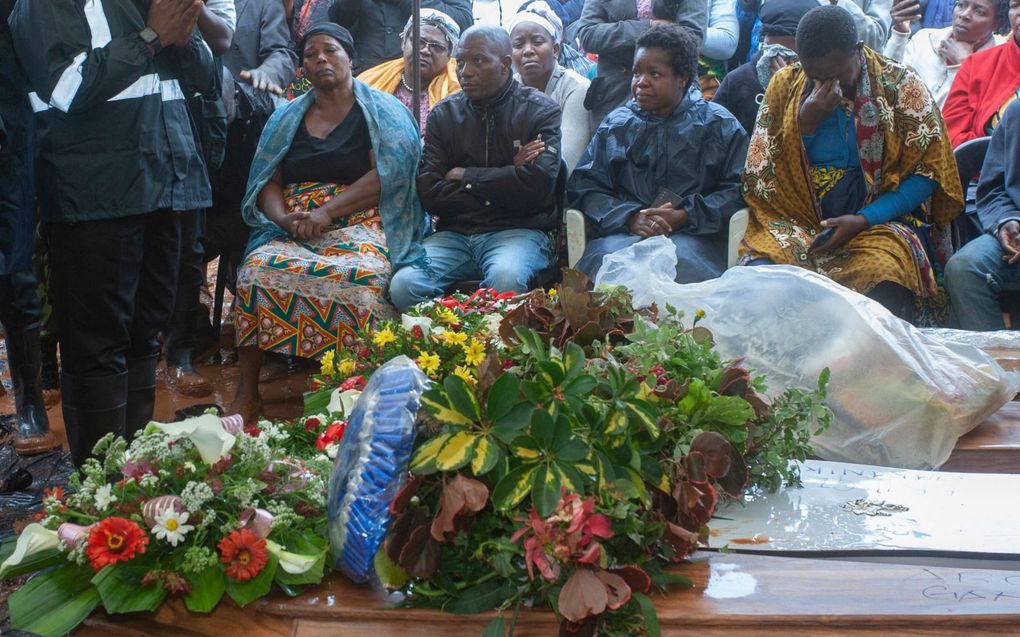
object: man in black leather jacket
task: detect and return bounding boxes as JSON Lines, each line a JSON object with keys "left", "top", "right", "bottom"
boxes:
{"left": 389, "top": 25, "right": 562, "bottom": 311}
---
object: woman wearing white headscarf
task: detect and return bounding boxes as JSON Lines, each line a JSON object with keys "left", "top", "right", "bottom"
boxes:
{"left": 509, "top": 2, "right": 592, "bottom": 173}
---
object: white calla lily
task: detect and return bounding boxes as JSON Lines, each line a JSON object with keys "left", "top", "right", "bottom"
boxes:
{"left": 326, "top": 388, "right": 362, "bottom": 417}
{"left": 0, "top": 523, "right": 59, "bottom": 578}
{"left": 152, "top": 413, "right": 236, "bottom": 465}
{"left": 266, "top": 539, "right": 320, "bottom": 575}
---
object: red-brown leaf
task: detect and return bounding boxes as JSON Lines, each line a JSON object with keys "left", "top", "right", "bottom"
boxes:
{"left": 608, "top": 565, "right": 652, "bottom": 594}
{"left": 430, "top": 474, "right": 490, "bottom": 541}
{"left": 689, "top": 431, "right": 732, "bottom": 479}
{"left": 593, "top": 570, "right": 632, "bottom": 609}
{"left": 558, "top": 568, "right": 609, "bottom": 623}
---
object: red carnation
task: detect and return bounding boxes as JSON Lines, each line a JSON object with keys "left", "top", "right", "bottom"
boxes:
{"left": 218, "top": 528, "right": 269, "bottom": 581}
{"left": 304, "top": 416, "right": 322, "bottom": 432}
{"left": 85, "top": 517, "right": 149, "bottom": 572}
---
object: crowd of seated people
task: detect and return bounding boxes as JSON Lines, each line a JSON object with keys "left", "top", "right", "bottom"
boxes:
{"left": 3, "top": 0, "right": 1020, "bottom": 442}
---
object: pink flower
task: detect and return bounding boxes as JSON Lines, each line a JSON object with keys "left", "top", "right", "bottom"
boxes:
{"left": 512, "top": 492, "right": 614, "bottom": 582}
{"left": 239, "top": 507, "right": 274, "bottom": 538}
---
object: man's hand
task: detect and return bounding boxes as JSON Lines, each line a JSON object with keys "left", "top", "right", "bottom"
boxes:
{"left": 240, "top": 69, "right": 285, "bottom": 95}
{"left": 799, "top": 78, "right": 842, "bottom": 135}
{"left": 890, "top": 0, "right": 921, "bottom": 33}
{"left": 809, "top": 214, "right": 869, "bottom": 253}
{"left": 628, "top": 207, "right": 674, "bottom": 238}
{"left": 999, "top": 220, "right": 1020, "bottom": 265}
{"left": 513, "top": 139, "right": 546, "bottom": 166}
{"left": 147, "top": 0, "right": 203, "bottom": 47}
{"left": 938, "top": 36, "right": 974, "bottom": 66}
{"left": 444, "top": 167, "right": 466, "bottom": 182}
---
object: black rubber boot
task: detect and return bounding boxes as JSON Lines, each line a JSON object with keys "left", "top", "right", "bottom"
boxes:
{"left": 126, "top": 354, "right": 159, "bottom": 438}
{"left": 6, "top": 325, "right": 61, "bottom": 455}
{"left": 62, "top": 371, "right": 128, "bottom": 467}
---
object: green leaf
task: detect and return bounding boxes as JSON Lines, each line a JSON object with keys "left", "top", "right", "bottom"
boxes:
{"left": 492, "top": 402, "right": 534, "bottom": 443}
{"left": 532, "top": 464, "right": 563, "bottom": 517}
{"left": 626, "top": 401, "right": 660, "bottom": 439}
{"left": 303, "top": 385, "right": 335, "bottom": 417}
{"left": 486, "top": 373, "right": 520, "bottom": 422}
{"left": 509, "top": 435, "right": 542, "bottom": 461}
{"left": 421, "top": 389, "right": 474, "bottom": 427}
{"left": 531, "top": 409, "right": 556, "bottom": 449}
{"left": 491, "top": 464, "right": 537, "bottom": 511}
{"left": 373, "top": 546, "right": 409, "bottom": 590}
{"left": 551, "top": 461, "right": 585, "bottom": 494}
{"left": 443, "top": 580, "right": 514, "bottom": 614}
{"left": 435, "top": 431, "right": 479, "bottom": 471}
{"left": 93, "top": 564, "right": 167, "bottom": 614}
{"left": 10, "top": 563, "right": 100, "bottom": 637}
{"left": 649, "top": 572, "right": 693, "bottom": 588}
{"left": 185, "top": 564, "right": 226, "bottom": 613}
{"left": 225, "top": 552, "right": 279, "bottom": 607}
{"left": 482, "top": 613, "right": 507, "bottom": 637}
{"left": 409, "top": 432, "right": 452, "bottom": 474}
{"left": 554, "top": 438, "right": 588, "bottom": 462}
{"left": 633, "top": 592, "right": 661, "bottom": 637}
{"left": 470, "top": 436, "right": 501, "bottom": 476}
{"left": 445, "top": 374, "right": 481, "bottom": 421}
{"left": 564, "top": 374, "right": 597, "bottom": 398}
{"left": 562, "top": 342, "right": 586, "bottom": 380}
{"left": 604, "top": 408, "right": 628, "bottom": 436}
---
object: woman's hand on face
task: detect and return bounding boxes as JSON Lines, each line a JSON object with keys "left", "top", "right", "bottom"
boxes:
{"left": 890, "top": 0, "right": 922, "bottom": 33}
{"left": 938, "top": 37, "right": 975, "bottom": 66}
{"left": 513, "top": 139, "right": 546, "bottom": 166}
{"left": 809, "top": 214, "right": 869, "bottom": 253}
{"left": 799, "top": 79, "right": 842, "bottom": 135}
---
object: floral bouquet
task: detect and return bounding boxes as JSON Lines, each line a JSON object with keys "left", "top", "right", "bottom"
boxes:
{"left": 304, "top": 288, "right": 518, "bottom": 416}
{"left": 373, "top": 274, "right": 832, "bottom": 635}
{"left": 0, "top": 413, "right": 335, "bottom": 636}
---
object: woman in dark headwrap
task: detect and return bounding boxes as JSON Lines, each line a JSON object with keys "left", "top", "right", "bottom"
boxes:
{"left": 230, "top": 23, "right": 427, "bottom": 424}
{"left": 712, "top": 0, "right": 816, "bottom": 134}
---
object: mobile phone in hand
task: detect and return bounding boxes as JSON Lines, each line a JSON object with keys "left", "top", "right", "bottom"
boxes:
{"left": 651, "top": 187, "right": 682, "bottom": 209}
{"left": 810, "top": 227, "right": 836, "bottom": 251}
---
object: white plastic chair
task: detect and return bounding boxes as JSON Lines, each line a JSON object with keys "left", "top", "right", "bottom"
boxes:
{"left": 566, "top": 207, "right": 751, "bottom": 270}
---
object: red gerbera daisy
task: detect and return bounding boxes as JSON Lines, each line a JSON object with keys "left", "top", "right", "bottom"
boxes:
{"left": 85, "top": 516, "right": 149, "bottom": 572}
{"left": 218, "top": 528, "right": 269, "bottom": 581}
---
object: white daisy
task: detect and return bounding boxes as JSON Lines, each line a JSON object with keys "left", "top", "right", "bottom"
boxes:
{"left": 152, "top": 507, "right": 195, "bottom": 547}
{"left": 94, "top": 484, "right": 117, "bottom": 511}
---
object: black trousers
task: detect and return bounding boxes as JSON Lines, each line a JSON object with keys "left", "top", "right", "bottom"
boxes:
{"left": 0, "top": 270, "right": 42, "bottom": 330}
{"left": 48, "top": 210, "right": 182, "bottom": 377}
{"left": 164, "top": 209, "right": 205, "bottom": 366}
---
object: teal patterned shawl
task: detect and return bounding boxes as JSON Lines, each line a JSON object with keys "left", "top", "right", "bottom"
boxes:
{"left": 242, "top": 81, "right": 429, "bottom": 272}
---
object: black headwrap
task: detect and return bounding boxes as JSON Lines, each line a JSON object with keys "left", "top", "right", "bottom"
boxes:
{"left": 760, "top": 0, "right": 819, "bottom": 37}
{"left": 300, "top": 22, "right": 356, "bottom": 61}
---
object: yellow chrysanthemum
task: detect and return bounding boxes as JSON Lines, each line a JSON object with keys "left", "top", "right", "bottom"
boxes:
{"left": 417, "top": 352, "right": 442, "bottom": 378}
{"left": 319, "top": 350, "right": 336, "bottom": 376}
{"left": 695, "top": 308, "right": 706, "bottom": 320}
{"left": 547, "top": 288, "right": 558, "bottom": 299}
{"left": 461, "top": 339, "right": 486, "bottom": 366}
{"left": 338, "top": 359, "right": 357, "bottom": 376}
{"left": 436, "top": 308, "right": 460, "bottom": 326}
{"left": 453, "top": 365, "right": 476, "bottom": 385}
{"left": 443, "top": 330, "right": 468, "bottom": 346}
{"left": 372, "top": 328, "right": 397, "bottom": 347}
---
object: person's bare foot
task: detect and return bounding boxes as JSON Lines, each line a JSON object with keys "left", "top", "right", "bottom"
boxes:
{"left": 227, "top": 393, "right": 263, "bottom": 428}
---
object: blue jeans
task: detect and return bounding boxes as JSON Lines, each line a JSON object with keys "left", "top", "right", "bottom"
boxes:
{"left": 389, "top": 229, "right": 552, "bottom": 311}
{"left": 944, "top": 233, "right": 1020, "bottom": 330}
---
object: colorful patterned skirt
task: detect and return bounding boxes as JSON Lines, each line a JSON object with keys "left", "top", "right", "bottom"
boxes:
{"left": 234, "top": 182, "right": 396, "bottom": 359}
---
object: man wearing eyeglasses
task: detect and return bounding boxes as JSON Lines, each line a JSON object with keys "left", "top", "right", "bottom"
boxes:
{"left": 328, "top": 0, "right": 474, "bottom": 73}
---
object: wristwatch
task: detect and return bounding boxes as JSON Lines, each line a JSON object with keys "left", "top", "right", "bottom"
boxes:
{"left": 138, "top": 26, "right": 162, "bottom": 56}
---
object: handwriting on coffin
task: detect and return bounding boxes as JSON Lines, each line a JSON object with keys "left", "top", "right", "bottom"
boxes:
{"left": 907, "top": 568, "right": 1020, "bottom": 603}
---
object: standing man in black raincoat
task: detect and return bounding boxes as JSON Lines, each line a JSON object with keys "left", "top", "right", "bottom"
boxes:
{"left": 9, "top": 0, "right": 216, "bottom": 465}
{"left": 0, "top": 0, "right": 61, "bottom": 456}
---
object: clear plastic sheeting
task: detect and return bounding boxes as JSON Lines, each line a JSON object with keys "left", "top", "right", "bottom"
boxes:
{"left": 595, "top": 236, "right": 1020, "bottom": 470}
{"left": 918, "top": 328, "right": 1020, "bottom": 351}
{"left": 327, "top": 356, "right": 429, "bottom": 583}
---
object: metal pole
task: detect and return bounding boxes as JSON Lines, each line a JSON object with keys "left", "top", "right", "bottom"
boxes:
{"left": 411, "top": 0, "right": 421, "bottom": 133}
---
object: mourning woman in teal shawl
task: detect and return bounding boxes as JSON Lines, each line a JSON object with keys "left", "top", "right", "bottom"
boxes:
{"left": 230, "top": 23, "right": 427, "bottom": 424}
